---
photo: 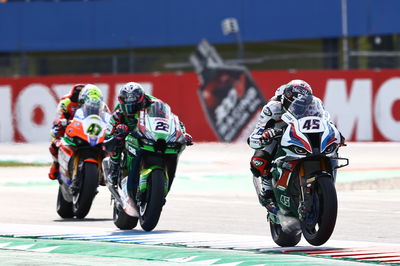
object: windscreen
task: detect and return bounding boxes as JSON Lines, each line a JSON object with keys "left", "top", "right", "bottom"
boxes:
{"left": 82, "top": 98, "right": 102, "bottom": 117}
{"left": 147, "top": 101, "right": 171, "bottom": 119}
{"left": 288, "top": 96, "right": 325, "bottom": 119}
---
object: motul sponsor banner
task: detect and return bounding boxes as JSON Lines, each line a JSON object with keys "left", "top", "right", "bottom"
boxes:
{"left": 0, "top": 69, "right": 399, "bottom": 143}
{"left": 250, "top": 70, "right": 400, "bottom": 142}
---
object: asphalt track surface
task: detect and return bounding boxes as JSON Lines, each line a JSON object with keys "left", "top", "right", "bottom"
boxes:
{"left": 0, "top": 142, "right": 399, "bottom": 265}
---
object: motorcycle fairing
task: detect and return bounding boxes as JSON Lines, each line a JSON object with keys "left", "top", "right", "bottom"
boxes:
{"left": 138, "top": 109, "right": 183, "bottom": 143}
{"left": 134, "top": 105, "right": 185, "bottom": 155}
{"left": 65, "top": 114, "right": 106, "bottom": 147}
{"left": 281, "top": 112, "right": 312, "bottom": 153}
{"left": 58, "top": 142, "right": 75, "bottom": 179}
{"left": 288, "top": 122, "right": 312, "bottom": 153}
{"left": 274, "top": 161, "right": 298, "bottom": 191}
{"left": 118, "top": 176, "right": 139, "bottom": 217}
{"left": 167, "top": 115, "right": 185, "bottom": 143}
{"left": 297, "top": 116, "right": 325, "bottom": 133}
{"left": 320, "top": 121, "right": 340, "bottom": 153}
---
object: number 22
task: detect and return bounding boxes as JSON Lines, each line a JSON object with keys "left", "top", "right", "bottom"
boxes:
{"left": 155, "top": 121, "right": 169, "bottom": 132}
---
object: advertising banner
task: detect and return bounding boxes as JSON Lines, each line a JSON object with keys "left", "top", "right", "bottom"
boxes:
{"left": 0, "top": 69, "right": 399, "bottom": 143}
{"left": 190, "top": 40, "right": 266, "bottom": 142}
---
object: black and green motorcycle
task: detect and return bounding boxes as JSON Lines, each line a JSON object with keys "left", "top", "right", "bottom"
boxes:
{"left": 104, "top": 101, "right": 188, "bottom": 231}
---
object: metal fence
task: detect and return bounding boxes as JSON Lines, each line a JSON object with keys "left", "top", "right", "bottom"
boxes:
{"left": 1, "top": 38, "right": 399, "bottom": 77}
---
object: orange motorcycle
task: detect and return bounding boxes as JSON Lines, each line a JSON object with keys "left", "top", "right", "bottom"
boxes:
{"left": 56, "top": 103, "right": 109, "bottom": 219}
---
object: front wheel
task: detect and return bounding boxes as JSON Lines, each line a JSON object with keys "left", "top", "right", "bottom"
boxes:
{"left": 73, "top": 163, "right": 99, "bottom": 219}
{"left": 301, "top": 176, "right": 337, "bottom": 246}
{"left": 113, "top": 202, "right": 139, "bottom": 230}
{"left": 139, "top": 169, "right": 165, "bottom": 231}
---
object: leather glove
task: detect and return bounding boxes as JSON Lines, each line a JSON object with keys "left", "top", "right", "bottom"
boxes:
{"left": 52, "top": 125, "right": 64, "bottom": 138}
{"left": 51, "top": 119, "right": 68, "bottom": 138}
{"left": 184, "top": 133, "right": 193, "bottom": 146}
{"left": 114, "top": 124, "right": 129, "bottom": 140}
{"left": 262, "top": 128, "right": 279, "bottom": 140}
{"left": 58, "top": 119, "right": 68, "bottom": 127}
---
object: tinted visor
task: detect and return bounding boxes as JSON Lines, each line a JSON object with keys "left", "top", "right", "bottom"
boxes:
{"left": 288, "top": 95, "right": 313, "bottom": 118}
{"left": 82, "top": 100, "right": 101, "bottom": 116}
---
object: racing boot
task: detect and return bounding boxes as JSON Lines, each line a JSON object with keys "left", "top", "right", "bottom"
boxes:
{"left": 48, "top": 141, "right": 60, "bottom": 180}
{"left": 48, "top": 162, "right": 59, "bottom": 180}
{"left": 107, "top": 158, "right": 120, "bottom": 187}
{"left": 259, "top": 177, "right": 279, "bottom": 215}
{"left": 99, "top": 174, "right": 106, "bottom": 186}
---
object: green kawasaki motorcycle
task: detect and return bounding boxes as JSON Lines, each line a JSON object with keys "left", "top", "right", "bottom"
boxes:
{"left": 104, "top": 101, "right": 188, "bottom": 231}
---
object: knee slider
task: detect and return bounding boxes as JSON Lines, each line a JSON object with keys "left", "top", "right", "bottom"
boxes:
{"left": 250, "top": 156, "right": 270, "bottom": 177}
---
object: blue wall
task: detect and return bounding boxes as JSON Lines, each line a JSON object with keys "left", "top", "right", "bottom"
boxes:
{"left": 0, "top": 0, "right": 398, "bottom": 52}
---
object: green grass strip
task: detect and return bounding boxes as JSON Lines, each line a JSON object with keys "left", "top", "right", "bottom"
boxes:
{"left": 0, "top": 161, "right": 50, "bottom": 167}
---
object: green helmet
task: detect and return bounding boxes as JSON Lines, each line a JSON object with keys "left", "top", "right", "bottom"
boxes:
{"left": 79, "top": 84, "right": 103, "bottom": 105}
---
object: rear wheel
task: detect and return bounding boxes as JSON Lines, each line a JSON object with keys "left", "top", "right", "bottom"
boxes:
{"left": 301, "top": 176, "right": 337, "bottom": 246}
{"left": 270, "top": 220, "right": 301, "bottom": 247}
{"left": 73, "top": 163, "right": 99, "bottom": 219}
{"left": 56, "top": 186, "right": 73, "bottom": 218}
{"left": 139, "top": 169, "right": 165, "bottom": 232}
{"left": 113, "top": 202, "right": 139, "bottom": 230}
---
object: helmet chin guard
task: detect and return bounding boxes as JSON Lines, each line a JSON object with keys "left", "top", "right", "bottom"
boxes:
{"left": 118, "top": 82, "right": 145, "bottom": 116}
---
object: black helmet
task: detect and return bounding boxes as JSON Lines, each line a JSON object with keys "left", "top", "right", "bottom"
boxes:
{"left": 118, "top": 82, "right": 145, "bottom": 117}
{"left": 282, "top": 80, "right": 313, "bottom": 111}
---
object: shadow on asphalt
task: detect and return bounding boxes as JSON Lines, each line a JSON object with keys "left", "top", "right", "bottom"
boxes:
{"left": 53, "top": 218, "right": 113, "bottom": 222}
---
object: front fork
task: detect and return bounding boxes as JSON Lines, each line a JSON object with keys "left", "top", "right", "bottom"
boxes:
{"left": 137, "top": 166, "right": 169, "bottom": 205}
{"left": 70, "top": 154, "right": 102, "bottom": 196}
{"left": 298, "top": 164, "right": 309, "bottom": 221}
{"left": 297, "top": 161, "right": 332, "bottom": 222}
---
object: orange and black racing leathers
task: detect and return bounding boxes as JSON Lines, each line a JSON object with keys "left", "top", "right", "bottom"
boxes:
{"left": 48, "top": 84, "right": 85, "bottom": 180}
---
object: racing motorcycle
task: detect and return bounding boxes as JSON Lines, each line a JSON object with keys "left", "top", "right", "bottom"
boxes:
{"left": 254, "top": 96, "right": 348, "bottom": 247}
{"left": 104, "top": 101, "right": 188, "bottom": 231}
{"left": 56, "top": 102, "right": 108, "bottom": 219}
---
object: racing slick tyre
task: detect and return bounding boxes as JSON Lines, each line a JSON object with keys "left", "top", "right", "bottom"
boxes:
{"left": 113, "top": 202, "right": 139, "bottom": 230}
{"left": 139, "top": 169, "right": 165, "bottom": 232}
{"left": 56, "top": 186, "right": 74, "bottom": 218}
{"left": 270, "top": 221, "right": 302, "bottom": 247}
{"left": 301, "top": 176, "right": 337, "bottom": 246}
{"left": 73, "top": 163, "right": 98, "bottom": 219}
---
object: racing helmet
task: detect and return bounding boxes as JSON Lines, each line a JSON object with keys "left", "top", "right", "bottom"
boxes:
{"left": 118, "top": 82, "right": 145, "bottom": 117}
{"left": 69, "top": 84, "right": 85, "bottom": 103}
{"left": 82, "top": 97, "right": 103, "bottom": 116}
{"left": 275, "top": 84, "right": 286, "bottom": 98}
{"left": 78, "top": 84, "right": 103, "bottom": 106}
{"left": 282, "top": 80, "right": 313, "bottom": 111}
{"left": 272, "top": 84, "right": 286, "bottom": 101}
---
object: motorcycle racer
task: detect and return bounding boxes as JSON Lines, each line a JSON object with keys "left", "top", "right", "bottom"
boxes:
{"left": 48, "top": 84, "right": 108, "bottom": 180}
{"left": 248, "top": 80, "right": 334, "bottom": 214}
{"left": 103, "top": 82, "right": 193, "bottom": 187}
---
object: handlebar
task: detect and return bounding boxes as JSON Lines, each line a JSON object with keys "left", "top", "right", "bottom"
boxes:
{"left": 273, "top": 128, "right": 284, "bottom": 138}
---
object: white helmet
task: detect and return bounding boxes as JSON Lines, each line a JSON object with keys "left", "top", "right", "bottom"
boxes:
{"left": 274, "top": 85, "right": 286, "bottom": 98}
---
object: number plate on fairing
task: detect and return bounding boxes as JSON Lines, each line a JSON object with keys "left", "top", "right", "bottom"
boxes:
{"left": 298, "top": 117, "right": 325, "bottom": 133}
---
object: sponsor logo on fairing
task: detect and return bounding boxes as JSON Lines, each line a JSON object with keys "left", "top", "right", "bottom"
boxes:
{"left": 280, "top": 195, "right": 290, "bottom": 207}
{"left": 263, "top": 107, "right": 272, "bottom": 116}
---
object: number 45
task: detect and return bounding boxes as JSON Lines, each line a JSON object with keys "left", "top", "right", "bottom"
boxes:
{"left": 303, "top": 119, "right": 320, "bottom": 130}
